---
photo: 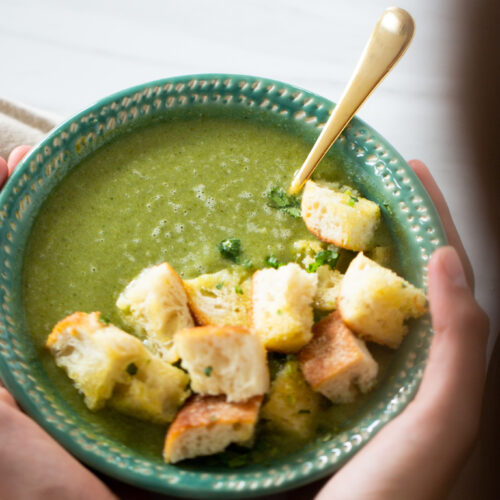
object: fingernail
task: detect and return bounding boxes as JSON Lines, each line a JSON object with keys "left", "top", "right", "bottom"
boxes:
{"left": 442, "top": 247, "right": 468, "bottom": 288}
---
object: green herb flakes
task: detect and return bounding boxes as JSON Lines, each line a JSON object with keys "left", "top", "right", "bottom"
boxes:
{"left": 267, "top": 187, "right": 301, "bottom": 218}
{"left": 235, "top": 285, "right": 244, "bottom": 295}
{"left": 204, "top": 366, "right": 213, "bottom": 377}
{"left": 307, "top": 249, "right": 339, "bottom": 273}
{"left": 264, "top": 254, "right": 282, "bottom": 269}
{"left": 215, "top": 282, "right": 224, "bottom": 289}
{"left": 217, "top": 238, "right": 242, "bottom": 262}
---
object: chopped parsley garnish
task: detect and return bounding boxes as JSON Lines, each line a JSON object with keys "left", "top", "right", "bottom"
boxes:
{"left": 99, "top": 315, "right": 111, "bottom": 324}
{"left": 382, "top": 201, "right": 393, "bottom": 215}
{"left": 215, "top": 282, "right": 224, "bottom": 290}
{"left": 126, "top": 363, "right": 138, "bottom": 376}
{"left": 204, "top": 366, "right": 213, "bottom": 377}
{"left": 217, "top": 238, "right": 242, "bottom": 262}
{"left": 277, "top": 309, "right": 283, "bottom": 315}
{"left": 298, "top": 409, "right": 311, "bottom": 414}
{"left": 307, "top": 249, "right": 339, "bottom": 273}
{"left": 267, "top": 187, "right": 301, "bottom": 218}
{"left": 264, "top": 254, "right": 283, "bottom": 269}
{"left": 210, "top": 415, "right": 217, "bottom": 423}
{"left": 347, "top": 194, "right": 359, "bottom": 207}
{"left": 235, "top": 285, "right": 244, "bottom": 295}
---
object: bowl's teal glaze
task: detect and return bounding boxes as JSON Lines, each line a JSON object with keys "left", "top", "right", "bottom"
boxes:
{"left": 0, "top": 74, "right": 446, "bottom": 498}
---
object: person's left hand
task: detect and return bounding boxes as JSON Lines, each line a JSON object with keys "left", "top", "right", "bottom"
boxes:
{"left": 0, "top": 145, "right": 32, "bottom": 189}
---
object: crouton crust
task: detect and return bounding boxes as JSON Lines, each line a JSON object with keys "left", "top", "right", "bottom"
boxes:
{"left": 116, "top": 262, "right": 194, "bottom": 362}
{"left": 301, "top": 180, "right": 380, "bottom": 251}
{"left": 174, "top": 325, "right": 269, "bottom": 402}
{"left": 250, "top": 263, "right": 317, "bottom": 353}
{"left": 338, "top": 253, "right": 427, "bottom": 348}
{"left": 299, "top": 311, "right": 378, "bottom": 403}
{"left": 183, "top": 268, "right": 251, "bottom": 326}
{"left": 163, "top": 394, "right": 262, "bottom": 463}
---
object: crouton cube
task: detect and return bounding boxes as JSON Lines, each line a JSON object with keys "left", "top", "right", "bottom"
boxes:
{"left": 251, "top": 263, "right": 317, "bottom": 352}
{"left": 314, "top": 265, "right": 344, "bottom": 311}
{"left": 46, "top": 312, "right": 147, "bottom": 410}
{"left": 338, "top": 253, "right": 427, "bottom": 348}
{"left": 301, "top": 180, "right": 380, "bottom": 251}
{"left": 109, "top": 355, "right": 190, "bottom": 424}
{"left": 174, "top": 325, "right": 269, "bottom": 402}
{"left": 299, "top": 311, "right": 378, "bottom": 403}
{"left": 183, "top": 268, "right": 251, "bottom": 327}
{"left": 163, "top": 394, "right": 262, "bottom": 463}
{"left": 116, "top": 263, "right": 194, "bottom": 362}
{"left": 260, "top": 358, "right": 321, "bottom": 441}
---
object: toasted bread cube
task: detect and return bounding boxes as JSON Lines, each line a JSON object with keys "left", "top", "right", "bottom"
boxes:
{"left": 164, "top": 395, "right": 262, "bottom": 463}
{"left": 338, "top": 253, "right": 427, "bottom": 348}
{"left": 299, "top": 311, "right": 378, "bottom": 403}
{"left": 174, "top": 325, "right": 269, "bottom": 402}
{"left": 46, "top": 312, "right": 146, "bottom": 410}
{"left": 251, "top": 263, "right": 317, "bottom": 353}
{"left": 301, "top": 180, "right": 380, "bottom": 251}
{"left": 109, "top": 355, "right": 190, "bottom": 424}
{"left": 314, "top": 265, "right": 344, "bottom": 311}
{"left": 260, "top": 359, "right": 321, "bottom": 441}
{"left": 183, "top": 268, "right": 251, "bottom": 327}
{"left": 116, "top": 263, "right": 194, "bottom": 362}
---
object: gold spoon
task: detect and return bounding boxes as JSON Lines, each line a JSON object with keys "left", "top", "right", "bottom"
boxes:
{"left": 289, "top": 7, "right": 415, "bottom": 194}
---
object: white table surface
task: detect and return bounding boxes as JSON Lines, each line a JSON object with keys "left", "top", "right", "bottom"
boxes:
{"left": 1, "top": 0, "right": 498, "bottom": 498}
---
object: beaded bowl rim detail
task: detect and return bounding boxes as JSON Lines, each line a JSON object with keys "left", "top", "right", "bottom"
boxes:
{"left": 0, "top": 73, "right": 446, "bottom": 498}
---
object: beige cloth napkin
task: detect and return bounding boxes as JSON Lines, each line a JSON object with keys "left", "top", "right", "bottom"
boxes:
{"left": 0, "top": 98, "right": 61, "bottom": 160}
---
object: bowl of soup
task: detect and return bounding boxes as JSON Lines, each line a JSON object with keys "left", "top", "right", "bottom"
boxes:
{"left": 0, "top": 74, "right": 446, "bottom": 497}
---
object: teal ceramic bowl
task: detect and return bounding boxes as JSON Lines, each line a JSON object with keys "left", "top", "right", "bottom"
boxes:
{"left": 0, "top": 74, "right": 446, "bottom": 498}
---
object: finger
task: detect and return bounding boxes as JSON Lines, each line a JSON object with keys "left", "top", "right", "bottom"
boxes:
{"left": 413, "top": 247, "right": 488, "bottom": 441}
{"left": 7, "top": 145, "right": 31, "bottom": 175}
{"left": 408, "top": 159, "right": 474, "bottom": 290}
{"left": 0, "top": 381, "right": 19, "bottom": 410}
{"left": 0, "top": 157, "right": 8, "bottom": 189}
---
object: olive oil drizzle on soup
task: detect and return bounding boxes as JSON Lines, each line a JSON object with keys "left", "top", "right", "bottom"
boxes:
{"left": 22, "top": 117, "right": 394, "bottom": 463}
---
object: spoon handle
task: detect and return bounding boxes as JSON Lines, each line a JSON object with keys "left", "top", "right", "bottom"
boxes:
{"left": 289, "top": 7, "right": 415, "bottom": 194}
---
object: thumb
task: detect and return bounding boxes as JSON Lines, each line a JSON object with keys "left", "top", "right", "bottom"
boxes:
{"left": 413, "top": 246, "right": 488, "bottom": 435}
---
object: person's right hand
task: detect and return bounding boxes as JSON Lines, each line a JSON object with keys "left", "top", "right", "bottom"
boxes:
{"left": 316, "top": 160, "right": 489, "bottom": 500}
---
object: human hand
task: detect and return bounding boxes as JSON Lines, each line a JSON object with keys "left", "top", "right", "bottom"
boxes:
{"left": 316, "top": 160, "right": 489, "bottom": 500}
{"left": 0, "top": 145, "right": 32, "bottom": 189}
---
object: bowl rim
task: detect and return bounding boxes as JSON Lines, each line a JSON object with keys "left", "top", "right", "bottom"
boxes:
{"left": 0, "top": 73, "right": 447, "bottom": 498}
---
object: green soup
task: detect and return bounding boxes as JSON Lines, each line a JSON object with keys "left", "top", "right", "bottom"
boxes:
{"left": 22, "top": 116, "right": 395, "bottom": 465}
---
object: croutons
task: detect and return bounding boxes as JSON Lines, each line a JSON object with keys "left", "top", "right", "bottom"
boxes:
{"left": 109, "top": 354, "right": 190, "bottom": 424}
{"left": 46, "top": 312, "right": 147, "bottom": 410}
{"left": 299, "top": 311, "right": 378, "bottom": 403}
{"left": 164, "top": 395, "right": 262, "bottom": 463}
{"left": 260, "top": 358, "right": 321, "bottom": 441}
{"left": 338, "top": 253, "right": 427, "bottom": 348}
{"left": 251, "top": 263, "right": 317, "bottom": 352}
{"left": 116, "top": 263, "right": 194, "bottom": 362}
{"left": 183, "top": 268, "right": 251, "bottom": 327}
{"left": 301, "top": 180, "right": 380, "bottom": 251}
{"left": 314, "top": 265, "right": 344, "bottom": 311}
{"left": 174, "top": 325, "right": 269, "bottom": 402}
